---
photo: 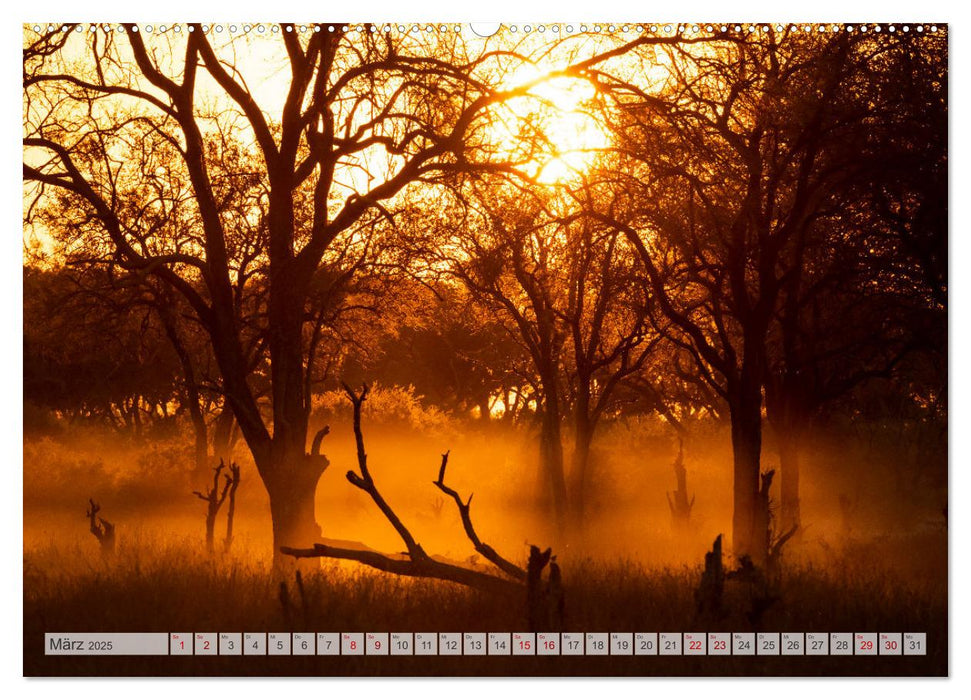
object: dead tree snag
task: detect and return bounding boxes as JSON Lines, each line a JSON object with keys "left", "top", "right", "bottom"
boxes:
{"left": 666, "top": 437, "right": 695, "bottom": 526}
{"left": 307, "top": 424, "right": 331, "bottom": 479}
{"left": 85, "top": 498, "right": 115, "bottom": 555}
{"left": 281, "top": 383, "right": 555, "bottom": 605}
{"left": 193, "top": 460, "right": 240, "bottom": 553}
{"left": 223, "top": 462, "right": 241, "bottom": 553}
{"left": 695, "top": 534, "right": 724, "bottom": 617}
{"left": 755, "top": 469, "right": 798, "bottom": 576}
{"left": 719, "top": 470, "right": 794, "bottom": 625}
{"left": 526, "top": 545, "right": 565, "bottom": 631}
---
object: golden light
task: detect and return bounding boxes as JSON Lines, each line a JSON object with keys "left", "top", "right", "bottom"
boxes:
{"left": 488, "top": 63, "right": 611, "bottom": 184}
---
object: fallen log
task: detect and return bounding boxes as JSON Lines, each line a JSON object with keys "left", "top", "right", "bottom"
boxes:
{"left": 281, "top": 383, "right": 558, "bottom": 612}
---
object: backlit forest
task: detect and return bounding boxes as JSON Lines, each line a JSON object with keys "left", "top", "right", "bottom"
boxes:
{"left": 22, "top": 23, "right": 947, "bottom": 675}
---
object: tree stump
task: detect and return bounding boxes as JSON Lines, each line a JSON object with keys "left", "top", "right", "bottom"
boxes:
{"left": 695, "top": 534, "right": 724, "bottom": 617}
{"left": 526, "top": 545, "right": 564, "bottom": 632}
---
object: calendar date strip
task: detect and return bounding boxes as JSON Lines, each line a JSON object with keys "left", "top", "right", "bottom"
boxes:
{"left": 45, "top": 632, "right": 927, "bottom": 656}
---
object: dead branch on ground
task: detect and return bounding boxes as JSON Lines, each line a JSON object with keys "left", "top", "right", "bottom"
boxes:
{"left": 281, "top": 382, "right": 558, "bottom": 611}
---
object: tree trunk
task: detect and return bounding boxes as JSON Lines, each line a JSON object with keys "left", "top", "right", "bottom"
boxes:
{"left": 538, "top": 396, "right": 568, "bottom": 537}
{"left": 729, "top": 366, "right": 764, "bottom": 565}
{"left": 766, "top": 374, "right": 808, "bottom": 538}
{"left": 777, "top": 425, "right": 802, "bottom": 534}
{"left": 569, "top": 417, "right": 594, "bottom": 529}
{"left": 192, "top": 416, "right": 209, "bottom": 475}
{"left": 158, "top": 304, "right": 209, "bottom": 474}
{"left": 221, "top": 358, "right": 322, "bottom": 568}
{"left": 262, "top": 452, "right": 326, "bottom": 566}
{"left": 223, "top": 463, "right": 240, "bottom": 554}
{"left": 211, "top": 405, "right": 236, "bottom": 464}
{"left": 477, "top": 396, "right": 492, "bottom": 423}
{"left": 204, "top": 507, "right": 216, "bottom": 553}
{"left": 264, "top": 253, "right": 323, "bottom": 565}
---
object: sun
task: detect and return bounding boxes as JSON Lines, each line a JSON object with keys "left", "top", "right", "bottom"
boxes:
{"left": 487, "top": 63, "right": 610, "bottom": 184}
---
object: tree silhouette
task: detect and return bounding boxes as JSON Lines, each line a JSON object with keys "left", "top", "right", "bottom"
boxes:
{"left": 23, "top": 25, "right": 946, "bottom": 569}
{"left": 25, "top": 24, "right": 687, "bottom": 560}
{"left": 581, "top": 29, "right": 939, "bottom": 562}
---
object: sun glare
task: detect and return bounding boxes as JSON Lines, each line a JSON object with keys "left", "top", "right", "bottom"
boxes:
{"left": 490, "top": 64, "right": 610, "bottom": 184}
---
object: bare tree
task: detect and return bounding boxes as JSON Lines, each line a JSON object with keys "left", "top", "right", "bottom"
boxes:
{"left": 558, "top": 217, "right": 661, "bottom": 525}
{"left": 414, "top": 180, "right": 659, "bottom": 535}
{"left": 193, "top": 459, "right": 242, "bottom": 553}
{"left": 25, "top": 25, "right": 679, "bottom": 563}
{"left": 223, "top": 462, "right": 241, "bottom": 553}
{"left": 764, "top": 29, "right": 947, "bottom": 533}
{"left": 580, "top": 29, "right": 905, "bottom": 563}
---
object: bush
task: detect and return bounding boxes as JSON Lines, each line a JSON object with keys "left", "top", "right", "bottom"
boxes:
{"left": 313, "top": 384, "right": 452, "bottom": 435}
{"left": 24, "top": 431, "right": 196, "bottom": 506}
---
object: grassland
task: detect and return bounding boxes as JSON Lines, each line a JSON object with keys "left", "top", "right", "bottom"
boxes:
{"left": 23, "top": 410, "right": 948, "bottom": 676}
{"left": 23, "top": 527, "right": 947, "bottom": 677}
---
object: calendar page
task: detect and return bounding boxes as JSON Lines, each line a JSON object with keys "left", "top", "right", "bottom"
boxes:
{"left": 22, "top": 20, "right": 947, "bottom": 677}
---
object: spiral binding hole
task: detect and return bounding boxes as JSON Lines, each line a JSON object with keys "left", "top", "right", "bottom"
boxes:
{"left": 27, "top": 22, "right": 945, "bottom": 39}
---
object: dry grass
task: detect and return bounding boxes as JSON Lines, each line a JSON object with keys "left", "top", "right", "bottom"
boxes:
{"left": 22, "top": 412, "right": 947, "bottom": 675}
{"left": 24, "top": 529, "right": 946, "bottom": 677}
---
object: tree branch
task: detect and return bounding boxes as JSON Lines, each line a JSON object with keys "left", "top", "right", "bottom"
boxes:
{"left": 433, "top": 451, "right": 527, "bottom": 581}
{"left": 341, "top": 382, "right": 426, "bottom": 560}
{"left": 280, "top": 541, "right": 521, "bottom": 596}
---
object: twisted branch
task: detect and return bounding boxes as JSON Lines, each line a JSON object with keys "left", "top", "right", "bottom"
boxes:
{"left": 281, "top": 381, "right": 539, "bottom": 595}
{"left": 433, "top": 451, "right": 526, "bottom": 581}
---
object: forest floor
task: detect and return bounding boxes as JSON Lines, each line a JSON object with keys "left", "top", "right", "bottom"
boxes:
{"left": 23, "top": 527, "right": 947, "bottom": 677}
